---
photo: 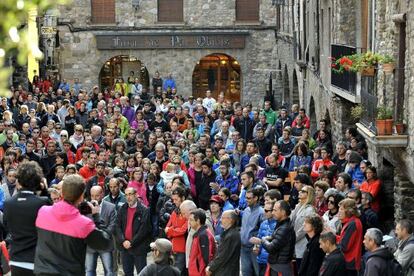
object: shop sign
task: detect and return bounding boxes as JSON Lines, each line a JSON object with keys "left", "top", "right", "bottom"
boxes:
{"left": 96, "top": 33, "right": 247, "bottom": 50}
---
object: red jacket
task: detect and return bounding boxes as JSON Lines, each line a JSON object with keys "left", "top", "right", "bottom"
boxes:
{"left": 336, "top": 216, "right": 363, "bottom": 271}
{"left": 360, "top": 179, "right": 381, "bottom": 212}
{"left": 166, "top": 210, "right": 188, "bottom": 253}
{"left": 189, "top": 225, "right": 216, "bottom": 276}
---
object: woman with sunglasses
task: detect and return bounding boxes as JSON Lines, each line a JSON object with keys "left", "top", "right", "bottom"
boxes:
{"left": 290, "top": 185, "right": 317, "bottom": 269}
{"left": 322, "top": 193, "right": 344, "bottom": 234}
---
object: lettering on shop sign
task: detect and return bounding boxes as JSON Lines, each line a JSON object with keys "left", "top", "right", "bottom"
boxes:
{"left": 96, "top": 33, "right": 247, "bottom": 50}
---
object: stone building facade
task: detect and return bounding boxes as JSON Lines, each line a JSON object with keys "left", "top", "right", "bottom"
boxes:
{"left": 53, "top": 0, "right": 281, "bottom": 104}
{"left": 273, "top": 0, "right": 414, "bottom": 225}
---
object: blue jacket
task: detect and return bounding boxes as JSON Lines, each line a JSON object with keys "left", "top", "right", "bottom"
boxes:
{"left": 0, "top": 188, "right": 4, "bottom": 210}
{"left": 348, "top": 165, "right": 365, "bottom": 185}
{"left": 257, "top": 219, "right": 277, "bottom": 264}
{"left": 163, "top": 78, "right": 176, "bottom": 90}
{"left": 240, "top": 204, "right": 264, "bottom": 247}
{"left": 240, "top": 154, "right": 265, "bottom": 172}
{"left": 215, "top": 174, "right": 239, "bottom": 196}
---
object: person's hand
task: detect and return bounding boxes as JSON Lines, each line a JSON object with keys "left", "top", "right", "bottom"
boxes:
{"left": 123, "top": 240, "right": 131, "bottom": 249}
{"left": 88, "top": 201, "right": 100, "bottom": 215}
{"left": 165, "top": 227, "right": 170, "bottom": 234}
{"left": 209, "top": 182, "right": 219, "bottom": 192}
{"left": 249, "top": 237, "right": 262, "bottom": 245}
{"left": 205, "top": 266, "right": 212, "bottom": 276}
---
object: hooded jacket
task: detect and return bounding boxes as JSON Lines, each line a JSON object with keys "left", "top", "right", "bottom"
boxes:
{"left": 364, "top": 247, "right": 394, "bottom": 276}
{"left": 34, "top": 201, "right": 111, "bottom": 275}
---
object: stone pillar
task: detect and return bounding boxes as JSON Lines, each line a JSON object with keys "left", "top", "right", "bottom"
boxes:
{"left": 394, "top": 171, "right": 414, "bottom": 221}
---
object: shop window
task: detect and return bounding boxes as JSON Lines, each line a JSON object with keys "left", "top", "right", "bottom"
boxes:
{"left": 91, "top": 0, "right": 115, "bottom": 24}
{"left": 158, "top": 0, "right": 183, "bottom": 22}
{"left": 236, "top": 0, "right": 259, "bottom": 22}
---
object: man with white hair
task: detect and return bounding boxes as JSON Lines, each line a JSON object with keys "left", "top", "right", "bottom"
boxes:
{"left": 363, "top": 228, "right": 395, "bottom": 275}
{"left": 180, "top": 200, "right": 198, "bottom": 270}
{"left": 91, "top": 125, "right": 104, "bottom": 145}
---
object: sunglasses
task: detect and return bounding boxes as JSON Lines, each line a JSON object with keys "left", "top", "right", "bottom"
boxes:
{"left": 264, "top": 209, "right": 272, "bottom": 213}
{"left": 328, "top": 200, "right": 335, "bottom": 204}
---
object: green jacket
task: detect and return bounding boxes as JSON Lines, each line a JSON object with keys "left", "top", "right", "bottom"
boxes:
{"left": 118, "top": 116, "right": 130, "bottom": 139}
{"left": 262, "top": 109, "right": 277, "bottom": 125}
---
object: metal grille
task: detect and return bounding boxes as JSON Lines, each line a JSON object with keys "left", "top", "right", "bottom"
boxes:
{"left": 158, "top": 0, "right": 183, "bottom": 22}
{"left": 236, "top": 0, "right": 259, "bottom": 22}
{"left": 331, "top": 44, "right": 357, "bottom": 96}
{"left": 91, "top": 0, "right": 115, "bottom": 24}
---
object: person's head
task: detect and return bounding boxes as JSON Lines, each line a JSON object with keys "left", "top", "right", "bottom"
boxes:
{"left": 218, "top": 187, "right": 231, "bottom": 202}
{"left": 335, "top": 141, "right": 347, "bottom": 156}
{"left": 55, "top": 165, "right": 65, "bottom": 180}
{"left": 209, "top": 195, "right": 224, "bottom": 213}
{"left": 246, "top": 187, "right": 263, "bottom": 207}
{"left": 221, "top": 210, "right": 238, "bottom": 230}
{"left": 246, "top": 142, "right": 257, "bottom": 155}
{"left": 299, "top": 185, "right": 315, "bottom": 205}
{"left": 16, "top": 161, "right": 43, "bottom": 191}
{"left": 48, "top": 187, "right": 61, "bottom": 203}
{"left": 62, "top": 174, "right": 85, "bottom": 206}
{"left": 395, "top": 219, "right": 414, "bottom": 241}
{"left": 303, "top": 214, "right": 324, "bottom": 236}
{"left": 150, "top": 238, "right": 174, "bottom": 264}
{"left": 109, "top": 178, "right": 121, "bottom": 196}
{"left": 347, "top": 188, "right": 362, "bottom": 204}
{"left": 189, "top": 208, "right": 207, "bottom": 231}
{"left": 125, "top": 187, "right": 138, "bottom": 207}
{"left": 201, "top": 158, "right": 213, "bottom": 175}
{"left": 179, "top": 200, "right": 197, "bottom": 219}
{"left": 264, "top": 201, "right": 275, "bottom": 219}
{"left": 364, "top": 165, "right": 377, "bottom": 181}
{"left": 90, "top": 185, "right": 104, "bottom": 203}
{"left": 319, "top": 232, "right": 338, "bottom": 253}
{"left": 171, "top": 186, "right": 187, "bottom": 207}
{"left": 264, "top": 189, "right": 282, "bottom": 204}
{"left": 361, "top": 191, "right": 373, "bottom": 209}
{"left": 240, "top": 171, "right": 255, "bottom": 189}
{"left": 338, "top": 198, "right": 359, "bottom": 221}
{"left": 87, "top": 151, "right": 97, "bottom": 168}
{"left": 327, "top": 193, "right": 344, "bottom": 212}
{"left": 335, "top": 172, "right": 352, "bottom": 191}
{"left": 314, "top": 180, "right": 329, "bottom": 199}
{"left": 293, "top": 173, "right": 312, "bottom": 191}
{"left": 272, "top": 200, "right": 291, "bottom": 221}
{"left": 363, "top": 228, "right": 383, "bottom": 252}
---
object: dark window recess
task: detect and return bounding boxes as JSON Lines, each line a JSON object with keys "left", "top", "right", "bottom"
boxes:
{"left": 158, "top": 0, "right": 183, "bottom": 22}
{"left": 236, "top": 0, "right": 260, "bottom": 22}
{"left": 331, "top": 44, "right": 357, "bottom": 95}
{"left": 91, "top": 0, "right": 115, "bottom": 24}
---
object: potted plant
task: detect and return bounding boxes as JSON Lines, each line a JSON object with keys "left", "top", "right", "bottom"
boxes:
{"left": 350, "top": 104, "right": 364, "bottom": 123}
{"left": 376, "top": 105, "right": 393, "bottom": 135}
{"left": 394, "top": 120, "right": 405, "bottom": 135}
{"left": 331, "top": 52, "right": 383, "bottom": 76}
{"left": 380, "top": 54, "right": 395, "bottom": 74}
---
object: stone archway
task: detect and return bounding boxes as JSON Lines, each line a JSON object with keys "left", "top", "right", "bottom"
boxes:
{"left": 282, "top": 65, "right": 290, "bottom": 108}
{"left": 292, "top": 69, "right": 299, "bottom": 105}
{"left": 309, "top": 96, "right": 317, "bottom": 134}
{"left": 192, "top": 53, "right": 242, "bottom": 102}
{"left": 99, "top": 55, "right": 149, "bottom": 92}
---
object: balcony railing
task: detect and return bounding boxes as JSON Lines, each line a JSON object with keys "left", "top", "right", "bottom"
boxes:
{"left": 360, "top": 76, "right": 378, "bottom": 132}
{"left": 331, "top": 44, "right": 357, "bottom": 97}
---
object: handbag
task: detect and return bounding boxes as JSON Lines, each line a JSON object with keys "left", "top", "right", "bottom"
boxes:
{"left": 0, "top": 241, "right": 10, "bottom": 275}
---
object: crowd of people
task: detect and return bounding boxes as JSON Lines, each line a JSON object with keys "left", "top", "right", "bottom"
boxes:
{"left": 0, "top": 73, "right": 413, "bottom": 276}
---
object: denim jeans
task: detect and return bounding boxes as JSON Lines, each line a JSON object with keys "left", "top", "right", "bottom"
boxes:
{"left": 121, "top": 251, "right": 147, "bottom": 276}
{"left": 85, "top": 251, "right": 114, "bottom": 276}
{"left": 241, "top": 246, "right": 259, "bottom": 276}
{"left": 173, "top": 252, "right": 187, "bottom": 275}
{"left": 151, "top": 214, "right": 159, "bottom": 238}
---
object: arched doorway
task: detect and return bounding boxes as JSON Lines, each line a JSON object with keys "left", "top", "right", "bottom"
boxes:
{"left": 282, "top": 65, "right": 290, "bottom": 108}
{"left": 192, "top": 53, "right": 241, "bottom": 102}
{"left": 99, "top": 55, "right": 149, "bottom": 91}
{"left": 309, "top": 97, "right": 317, "bottom": 134}
{"left": 292, "top": 70, "right": 299, "bottom": 105}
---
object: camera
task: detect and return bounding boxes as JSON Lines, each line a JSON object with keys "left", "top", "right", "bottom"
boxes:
{"left": 79, "top": 201, "right": 92, "bottom": 215}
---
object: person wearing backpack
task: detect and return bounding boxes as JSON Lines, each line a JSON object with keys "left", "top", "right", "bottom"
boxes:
{"left": 363, "top": 228, "right": 401, "bottom": 276}
{"left": 394, "top": 219, "right": 414, "bottom": 276}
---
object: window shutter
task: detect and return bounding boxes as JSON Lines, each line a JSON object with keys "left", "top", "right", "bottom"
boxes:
{"left": 158, "top": 0, "right": 183, "bottom": 22}
{"left": 91, "top": 0, "right": 115, "bottom": 24}
{"left": 236, "top": 0, "right": 260, "bottom": 22}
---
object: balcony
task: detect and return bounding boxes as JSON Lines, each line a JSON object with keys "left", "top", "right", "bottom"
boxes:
{"left": 330, "top": 44, "right": 359, "bottom": 102}
{"left": 357, "top": 122, "right": 408, "bottom": 148}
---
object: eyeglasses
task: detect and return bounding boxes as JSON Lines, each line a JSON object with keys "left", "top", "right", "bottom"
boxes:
{"left": 328, "top": 200, "right": 335, "bottom": 204}
{"left": 264, "top": 209, "right": 272, "bottom": 213}
{"left": 299, "top": 189, "right": 308, "bottom": 193}
{"left": 173, "top": 162, "right": 180, "bottom": 165}
{"left": 56, "top": 127, "right": 61, "bottom": 130}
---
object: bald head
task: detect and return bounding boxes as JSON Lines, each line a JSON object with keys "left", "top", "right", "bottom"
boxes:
{"left": 90, "top": 186, "right": 104, "bottom": 202}
{"left": 180, "top": 200, "right": 197, "bottom": 219}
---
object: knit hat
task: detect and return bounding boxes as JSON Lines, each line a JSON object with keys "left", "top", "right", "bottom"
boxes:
{"left": 150, "top": 238, "right": 172, "bottom": 253}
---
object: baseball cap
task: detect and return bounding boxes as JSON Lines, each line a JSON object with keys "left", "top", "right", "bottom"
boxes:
{"left": 209, "top": 195, "right": 224, "bottom": 207}
{"left": 150, "top": 238, "right": 172, "bottom": 253}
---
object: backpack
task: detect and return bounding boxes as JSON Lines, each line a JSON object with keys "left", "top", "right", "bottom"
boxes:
{"left": 386, "top": 258, "right": 403, "bottom": 276}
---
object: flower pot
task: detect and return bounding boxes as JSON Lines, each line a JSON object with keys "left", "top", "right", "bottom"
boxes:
{"left": 361, "top": 66, "right": 375, "bottom": 76}
{"left": 376, "top": 119, "right": 393, "bottom": 135}
{"left": 382, "top": 63, "right": 395, "bottom": 74}
{"left": 385, "top": 119, "right": 394, "bottom": 134}
{"left": 395, "top": 123, "right": 404, "bottom": 135}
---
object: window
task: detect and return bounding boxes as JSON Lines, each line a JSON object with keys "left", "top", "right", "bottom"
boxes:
{"left": 236, "top": 0, "right": 259, "bottom": 22}
{"left": 91, "top": 0, "right": 115, "bottom": 24}
{"left": 158, "top": 0, "right": 183, "bottom": 22}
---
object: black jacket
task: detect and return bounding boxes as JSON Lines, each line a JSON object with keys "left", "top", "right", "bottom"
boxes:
{"left": 208, "top": 226, "right": 241, "bottom": 276}
{"left": 364, "top": 247, "right": 394, "bottom": 276}
{"left": 115, "top": 201, "right": 152, "bottom": 256}
{"left": 3, "top": 192, "right": 49, "bottom": 263}
{"left": 318, "top": 248, "right": 346, "bottom": 276}
{"left": 298, "top": 234, "right": 325, "bottom": 276}
{"left": 262, "top": 217, "right": 296, "bottom": 264}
